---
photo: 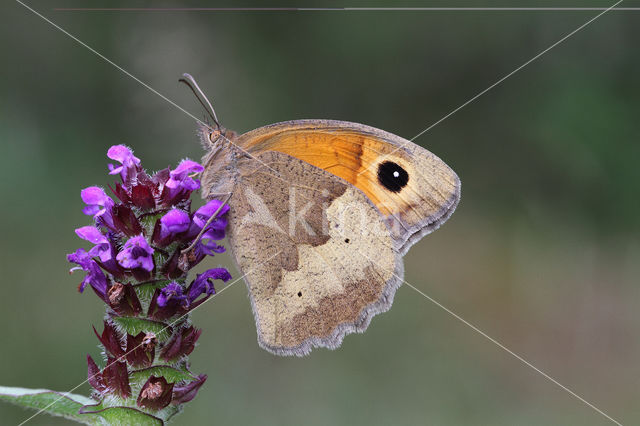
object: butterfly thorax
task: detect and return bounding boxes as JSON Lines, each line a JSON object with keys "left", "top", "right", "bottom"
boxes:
{"left": 199, "top": 125, "right": 242, "bottom": 200}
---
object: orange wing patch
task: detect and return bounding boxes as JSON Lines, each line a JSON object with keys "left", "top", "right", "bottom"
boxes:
{"left": 233, "top": 120, "right": 459, "bottom": 238}
{"left": 239, "top": 129, "right": 413, "bottom": 216}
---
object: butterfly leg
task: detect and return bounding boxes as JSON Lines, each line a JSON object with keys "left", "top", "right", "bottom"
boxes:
{"left": 180, "top": 192, "right": 233, "bottom": 255}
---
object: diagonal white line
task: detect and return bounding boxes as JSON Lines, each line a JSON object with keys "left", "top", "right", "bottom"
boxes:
{"left": 354, "top": 251, "right": 623, "bottom": 425}
{"left": 49, "top": 7, "right": 640, "bottom": 12}
{"left": 15, "top": 0, "right": 199, "bottom": 123}
{"left": 14, "top": 1, "right": 626, "bottom": 424}
{"left": 402, "top": 281, "right": 622, "bottom": 425}
{"left": 14, "top": 0, "right": 285, "bottom": 182}
{"left": 354, "top": 0, "right": 623, "bottom": 179}
{"left": 409, "top": 0, "right": 623, "bottom": 142}
{"left": 16, "top": 250, "right": 282, "bottom": 426}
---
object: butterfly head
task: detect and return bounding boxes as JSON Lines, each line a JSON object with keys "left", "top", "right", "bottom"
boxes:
{"left": 196, "top": 121, "right": 238, "bottom": 153}
{"left": 180, "top": 73, "right": 237, "bottom": 148}
{"left": 205, "top": 125, "right": 237, "bottom": 146}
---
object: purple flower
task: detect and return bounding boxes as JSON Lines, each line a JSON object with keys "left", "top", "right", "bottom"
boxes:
{"left": 182, "top": 199, "right": 229, "bottom": 256}
{"left": 159, "top": 209, "right": 191, "bottom": 242}
{"left": 157, "top": 282, "right": 187, "bottom": 308}
{"left": 116, "top": 235, "right": 154, "bottom": 271}
{"left": 81, "top": 187, "right": 115, "bottom": 228}
{"left": 197, "top": 229, "right": 227, "bottom": 256}
{"left": 148, "top": 286, "right": 185, "bottom": 320}
{"left": 166, "top": 160, "right": 203, "bottom": 192}
{"left": 67, "top": 248, "right": 108, "bottom": 299}
{"left": 193, "top": 199, "right": 229, "bottom": 231}
{"left": 187, "top": 268, "right": 232, "bottom": 303}
{"left": 75, "top": 226, "right": 112, "bottom": 262}
{"left": 107, "top": 145, "right": 141, "bottom": 185}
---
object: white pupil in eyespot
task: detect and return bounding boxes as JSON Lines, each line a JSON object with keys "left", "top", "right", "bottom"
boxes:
{"left": 393, "top": 171, "right": 400, "bottom": 178}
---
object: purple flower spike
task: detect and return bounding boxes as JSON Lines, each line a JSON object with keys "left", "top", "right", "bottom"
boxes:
{"left": 116, "top": 235, "right": 154, "bottom": 271}
{"left": 107, "top": 145, "right": 141, "bottom": 185}
{"left": 166, "top": 160, "right": 203, "bottom": 192}
{"left": 69, "top": 144, "right": 233, "bottom": 417}
{"left": 187, "top": 268, "right": 232, "bottom": 304}
{"left": 75, "top": 226, "right": 112, "bottom": 262}
{"left": 81, "top": 187, "right": 115, "bottom": 227}
{"left": 157, "top": 282, "right": 188, "bottom": 308}
{"left": 67, "top": 248, "right": 109, "bottom": 300}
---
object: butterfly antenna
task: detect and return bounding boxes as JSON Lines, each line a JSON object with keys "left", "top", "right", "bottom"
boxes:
{"left": 179, "top": 73, "right": 221, "bottom": 128}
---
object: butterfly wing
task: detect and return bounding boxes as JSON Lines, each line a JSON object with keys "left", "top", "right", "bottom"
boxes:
{"left": 226, "top": 150, "right": 402, "bottom": 356}
{"left": 200, "top": 120, "right": 460, "bottom": 355}
{"left": 235, "top": 119, "right": 461, "bottom": 254}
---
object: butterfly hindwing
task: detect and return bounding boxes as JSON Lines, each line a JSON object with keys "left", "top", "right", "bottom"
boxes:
{"left": 226, "top": 150, "right": 402, "bottom": 356}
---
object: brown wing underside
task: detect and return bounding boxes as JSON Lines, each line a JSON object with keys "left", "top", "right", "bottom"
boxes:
{"left": 227, "top": 150, "right": 402, "bottom": 356}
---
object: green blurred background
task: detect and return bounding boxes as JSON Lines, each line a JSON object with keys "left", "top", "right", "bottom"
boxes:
{"left": 1, "top": 1, "right": 639, "bottom": 425}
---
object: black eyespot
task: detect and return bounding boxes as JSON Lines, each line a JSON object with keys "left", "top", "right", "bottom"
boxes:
{"left": 344, "top": 238, "right": 350, "bottom": 243}
{"left": 377, "top": 161, "right": 409, "bottom": 192}
{"left": 297, "top": 291, "right": 302, "bottom": 297}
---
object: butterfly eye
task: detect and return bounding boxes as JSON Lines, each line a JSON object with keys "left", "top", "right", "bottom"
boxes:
{"left": 209, "top": 130, "right": 221, "bottom": 142}
{"left": 377, "top": 161, "right": 409, "bottom": 192}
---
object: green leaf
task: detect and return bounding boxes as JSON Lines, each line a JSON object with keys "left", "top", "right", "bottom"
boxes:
{"left": 0, "top": 385, "right": 165, "bottom": 425}
{"left": 130, "top": 365, "right": 196, "bottom": 388}
{"left": 112, "top": 316, "right": 171, "bottom": 341}
{"left": 80, "top": 404, "right": 164, "bottom": 426}
{"left": 135, "top": 280, "right": 169, "bottom": 302}
{"left": 0, "top": 386, "right": 96, "bottom": 424}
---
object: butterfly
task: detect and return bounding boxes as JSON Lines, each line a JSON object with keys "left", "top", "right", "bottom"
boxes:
{"left": 181, "top": 74, "right": 460, "bottom": 356}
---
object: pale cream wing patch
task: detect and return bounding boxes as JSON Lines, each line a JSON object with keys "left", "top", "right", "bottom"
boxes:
{"left": 226, "top": 150, "right": 403, "bottom": 356}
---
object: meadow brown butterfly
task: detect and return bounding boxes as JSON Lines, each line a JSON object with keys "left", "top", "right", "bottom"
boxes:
{"left": 181, "top": 74, "right": 460, "bottom": 356}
